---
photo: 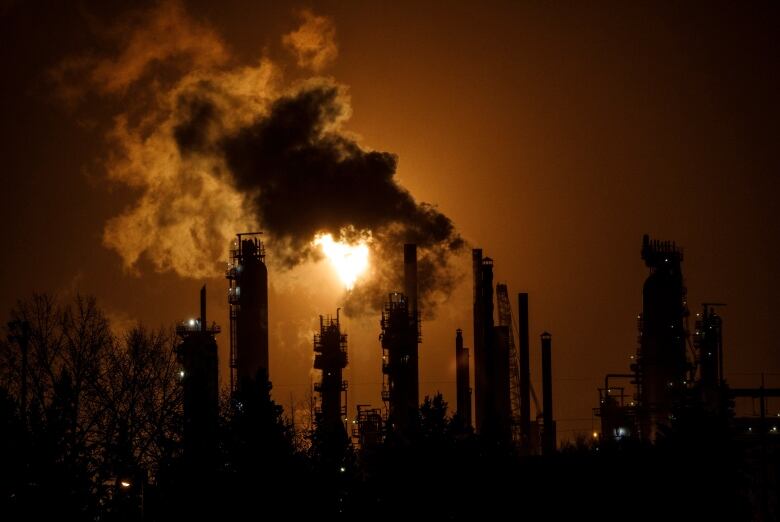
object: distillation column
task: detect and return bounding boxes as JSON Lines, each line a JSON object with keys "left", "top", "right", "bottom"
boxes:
{"left": 226, "top": 232, "right": 269, "bottom": 390}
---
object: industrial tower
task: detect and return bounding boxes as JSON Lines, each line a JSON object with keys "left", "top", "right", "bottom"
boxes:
{"left": 226, "top": 232, "right": 269, "bottom": 391}
{"left": 313, "top": 311, "right": 348, "bottom": 436}
{"left": 472, "top": 250, "right": 512, "bottom": 445}
{"left": 380, "top": 292, "right": 421, "bottom": 437}
{"left": 380, "top": 243, "right": 420, "bottom": 439}
{"left": 634, "top": 234, "right": 690, "bottom": 440}
{"left": 175, "top": 285, "right": 220, "bottom": 466}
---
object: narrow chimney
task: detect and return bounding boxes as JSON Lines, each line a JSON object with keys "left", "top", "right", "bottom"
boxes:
{"left": 472, "top": 249, "right": 484, "bottom": 432}
{"left": 518, "top": 293, "right": 531, "bottom": 449}
{"left": 541, "top": 331, "right": 555, "bottom": 455}
{"left": 455, "top": 328, "right": 472, "bottom": 427}
{"left": 200, "top": 285, "right": 207, "bottom": 333}
{"left": 404, "top": 244, "right": 418, "bottom": 317}
{"left": 403, "top": 243, "right": 420, "bottom": 414}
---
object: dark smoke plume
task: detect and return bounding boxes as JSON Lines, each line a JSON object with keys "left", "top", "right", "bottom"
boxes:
{"left": 175, "top": 81, "right": 465, "bottom": 315}
{"left": 56, "top": 2, "right": 466, "bottom": 315}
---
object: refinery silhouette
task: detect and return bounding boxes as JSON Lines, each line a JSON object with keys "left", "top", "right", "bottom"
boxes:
{"left": 1, "top": 232, "right": 777, "bottom": 520}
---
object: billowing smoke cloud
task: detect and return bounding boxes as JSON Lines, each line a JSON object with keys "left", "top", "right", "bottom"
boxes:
{"left": 177, "top": 80, "right": 464, "bottom": 313}
{"left": 50, "top": 0, "right": 229, "bottom": 101}
{"left": 282, "top": 10, "right": 338, "bottom": 72}
{"left": 52, "top": 1, "right": 278, "bottom": 278}
{"left": 56, "top": 1, "right": 464, "bottom": 315}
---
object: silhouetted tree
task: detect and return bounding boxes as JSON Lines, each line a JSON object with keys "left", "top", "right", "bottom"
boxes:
{"left": 216, "top": 372, "right": 310, "bottom": 517}
{"left": 418, "top": 392, "right": 450, "bottom": 445}
{"left": 0, "top": 294, "right": 182, "bottom": 520}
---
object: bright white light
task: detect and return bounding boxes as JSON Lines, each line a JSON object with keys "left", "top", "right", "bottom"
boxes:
{"left": 120, "top": 481, "right": 131, "bottom": 488}
{"left": 179, "top": 370, "right": 185, "bottom": 378}
{"left": 340, "top": 467, "right": 346, "bottom": 473}
{"left": 313, "top": 231, "right": 370, "bottom": 290}
{"left": 188, "top": 319, "right": 195, "bottom": 327}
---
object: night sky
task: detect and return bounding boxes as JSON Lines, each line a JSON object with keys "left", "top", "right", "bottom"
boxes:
{"left": 2, "top": 0, "right": 778, "bottom": 439}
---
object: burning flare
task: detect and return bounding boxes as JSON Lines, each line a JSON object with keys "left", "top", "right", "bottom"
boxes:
{"left": 313, "top": 232, "right": 370, "bottom": 290}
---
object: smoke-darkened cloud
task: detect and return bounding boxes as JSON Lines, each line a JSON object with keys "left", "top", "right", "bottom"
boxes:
{"left": 50, "top": 0, "right": 229, "bottom": 102}
{"left": 209, "top": 81, "right": 464, "bottom": 313}
{"left": 56, "top": 1, "right": 465, "bottom": 315}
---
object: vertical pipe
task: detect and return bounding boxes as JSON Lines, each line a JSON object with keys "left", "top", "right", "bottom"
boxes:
{"left": 404, "top": 244, "right": 418, "bottom": 318}
{"left": 541, "top": 332, "right": 555, "bottom": 455}
{"left": 472, "top": 249, "right": 484, "bottom": 433}
{"left": 518, "top": 293, "right": 531, "bottom": 447}
{"left": 455, "top": 328, "right": 464, "bottom": 418}
{"left": 200, "top": 285, "right": 206, "bottom": 333}
{"left": 464, "top": 348, "right": 471, "bottom": 428}
{"left": 479, "top": 259, "right": 495, "bottom": 436}
{"left": 455, "top": 329, "right": 472, "bottom": 427}
{"left": 404, "top": 243, "right": 419, "bottom": 412}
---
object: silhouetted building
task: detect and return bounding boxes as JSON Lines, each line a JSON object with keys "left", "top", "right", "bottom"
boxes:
{"left": 313, "top": 311, "right": 348, "bottom": 436}
{"left": 634, "top": 234, "right": 689, "bottom": 440}
{"left": 226, "top": 232, "right": 269, "bottom": 391}
{"left": 455, "top": 329, "right": 472, "bottom": 428}
{"left": 175, "top": 285, "right": 220, "bottom": 467}
{"left": 595, "top": 373, "right": 637, "bottom": 441}
{"left": 596, "top": 235, "right": 698, "bottom": 442}
{"left": 352, "top": 404, "right": 384, "bottom": 450}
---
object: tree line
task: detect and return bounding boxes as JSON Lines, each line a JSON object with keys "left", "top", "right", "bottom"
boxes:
{"left": 0, "top": 293, "right": 757, "bottom": 521}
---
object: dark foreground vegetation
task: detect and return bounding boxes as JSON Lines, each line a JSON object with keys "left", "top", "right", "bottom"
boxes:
{"left": 0, "top": 294, "right": 764, "bottom": 520}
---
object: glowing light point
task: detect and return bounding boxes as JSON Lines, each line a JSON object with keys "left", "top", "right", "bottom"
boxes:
{"left": 313, "top": 232, "right": 370, "bottom": 290}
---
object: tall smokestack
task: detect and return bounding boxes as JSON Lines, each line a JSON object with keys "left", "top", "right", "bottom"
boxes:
{"left": 472, "top": 249, "right": 485, "bottom": 432}
{"left": 403, "top": 243, "right": 419, "bottom": 410}
{"left": 474, "top": 254, "right": 494, "bottom": 435}
{"left": 200, "top": 285, "right": 206, "bottom": 333}
{"left": 455, "top": 329, "right": 472, "bottom": 428}
{"left": 518, "top": 293, "right": 531, "bottom": 449}
{"left": 541, "top": 331, "right": 555, "bottom": 455}
{"left": 404, "top": 244, "right": 418, "bottom": 317}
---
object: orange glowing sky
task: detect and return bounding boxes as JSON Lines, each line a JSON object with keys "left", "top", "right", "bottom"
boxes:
{"left": 1, "top": 1, "right": 779, "bottom": 439}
